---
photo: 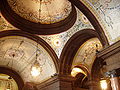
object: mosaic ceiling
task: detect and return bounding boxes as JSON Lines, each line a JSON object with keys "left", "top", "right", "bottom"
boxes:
{"left": 72, "top": 38, "right": 103, "bottom": 71}
{"left": 0, "top": 0, "right": 120, "bottom": 84}
{"left": 81, "top": 0, "right": 120, "bottom": 44}
{"left": 7, "top": 0, "right": 72, "bottom": 24}
{"left": 39, "top": 8, "right": 94, "bottom": 57}
{"left": 0, "top": 7, "right": 94, "bottom": 58}
{"left": 0, "top": 36, "right": 56, "bottom": 83}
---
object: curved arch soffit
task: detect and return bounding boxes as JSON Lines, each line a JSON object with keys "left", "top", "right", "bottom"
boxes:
{"left": 71, "top": 64, "right": 90, "bottom": 77}
{"left": 72, "top": 38, "right": 103, "bottom": 73}
{"left": 0, "top": 30, "right": 59, "bottom": 83}
{"left": 60, "top": 29, "right": 102, "bottom": 75}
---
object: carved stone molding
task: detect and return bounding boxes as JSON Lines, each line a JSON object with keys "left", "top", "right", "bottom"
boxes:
{"left": 97, "top": 40, "right": 120, "bottom": 59}
{"left": 97, "top": 41, "right": 120, "bottom": 71}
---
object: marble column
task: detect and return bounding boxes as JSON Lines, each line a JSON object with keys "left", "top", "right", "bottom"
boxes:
{"left": 106, "top": 70, "right": 120, "bottom": 90}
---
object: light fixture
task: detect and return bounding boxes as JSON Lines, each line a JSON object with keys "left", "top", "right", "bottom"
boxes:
{"left": 71, "top": 67, "right": 86, "bottom": 77}
{"left": 100, "top": 79, "right": 107, "bottom": 90}
{"left": 6, "top": 87, "right": 10, "bottom": 90}
{"left": 31, "top": 42, "right": 41, "bottom": 77}
{"left": 31, "top": 62, "right": 41, "bottom": 77}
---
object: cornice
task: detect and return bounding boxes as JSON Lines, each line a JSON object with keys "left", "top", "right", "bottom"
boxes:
{"left": 97, "top": 40, "right": 120, "bottom": 59}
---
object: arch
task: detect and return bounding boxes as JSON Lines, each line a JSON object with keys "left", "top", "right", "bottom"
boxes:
{"left": 0, "top": 67, "right": 24, "bottom": 90}
{"left": 71, "top": 65, "right": 90, "bottom": 89}
{"left": 69, "top": 0, "right": 109, "bottom": 47}
{"left": 60, "top": 29, "right": 101, "bottom": 75}
{"left": 74, "top": 73, "right": 89, "bottom": 89}
{"left": 0, "top": 30, "right": 59, "bottom": 74}
{"left": 73, "top": 64, "right": 90, "bottom": 77}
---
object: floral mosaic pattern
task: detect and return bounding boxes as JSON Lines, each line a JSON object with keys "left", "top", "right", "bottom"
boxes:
{"left": 39, "top": 8, "right": 94, "bottom": 57}
{"left": 83, "top": 0, "right": 120, "bottom": 43}
{"left": 7, "top": 0, "right": 72, "bottom": 24}
{"left": 72, "top": 38, "right": 103, "bottom": 71}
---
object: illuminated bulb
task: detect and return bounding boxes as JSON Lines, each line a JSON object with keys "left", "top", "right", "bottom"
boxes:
{"left": 71, "top": 67, "right": 86, "bottom": 77}
{"left": 6, "top": 89, "right": 10, "bottom": 90}
{"left": 100, "top": 80, "right": 107, "bottom": 90}
{"left": 31, "top": 66, "right": 40, "bottom": 77}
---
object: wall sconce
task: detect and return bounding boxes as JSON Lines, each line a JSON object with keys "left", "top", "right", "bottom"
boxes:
{"left": 100, "top": 79, "right": 107, "bottom": 90}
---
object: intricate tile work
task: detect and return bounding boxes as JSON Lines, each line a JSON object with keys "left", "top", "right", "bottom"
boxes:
{"left": 0, "top": 8, "right": 94, "bottom": 59}
{"left": 72, "top": 38, "right": 103, "bottom": 71}
{"left": 7, "top": 0, "right": 72, "bottom": 24}
{"left": 81, "top": 0, "right": 120, "bottom": 44}
{"left": 39, "top": 8, "right": 94, "bottom": 58}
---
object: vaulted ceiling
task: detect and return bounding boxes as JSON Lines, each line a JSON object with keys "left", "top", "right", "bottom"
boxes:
{"left": 7, "top": 0, "right": 72, "bottom": 24}
{"left": 0, "top": 36, "right": 56, "bottom": 83}
{"left": 0, "top": 0, "right": 120, "bottom": 85}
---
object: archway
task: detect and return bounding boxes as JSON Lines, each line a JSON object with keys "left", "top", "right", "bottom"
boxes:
{"left": 60, "top": 29, "right": 100, "bottom": 74}
{"left": 0, "top": 67, "right": 24, "bottom": 90}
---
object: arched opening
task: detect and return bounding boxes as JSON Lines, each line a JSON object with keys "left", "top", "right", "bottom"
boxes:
{"left": 0, "top": 30, "right": 59, "bottom": 73}
{"left": 0, "top": 74, "right": 18, "bottom": 90}
{"left": 60, "top": 29, "right": 104, "bottom": 90}
{"left": 0, "top": 67, "right": 24, "bottom": 90}
{"left": 71, "top": 66, "right": 89, "bottom": 90}
{"left": 60, "top": 29, "right": 101, "bottom": 74}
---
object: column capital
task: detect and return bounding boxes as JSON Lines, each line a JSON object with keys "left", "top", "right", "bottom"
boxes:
{"left": 105, "top": 69, "right": 118, "bottom": 78}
